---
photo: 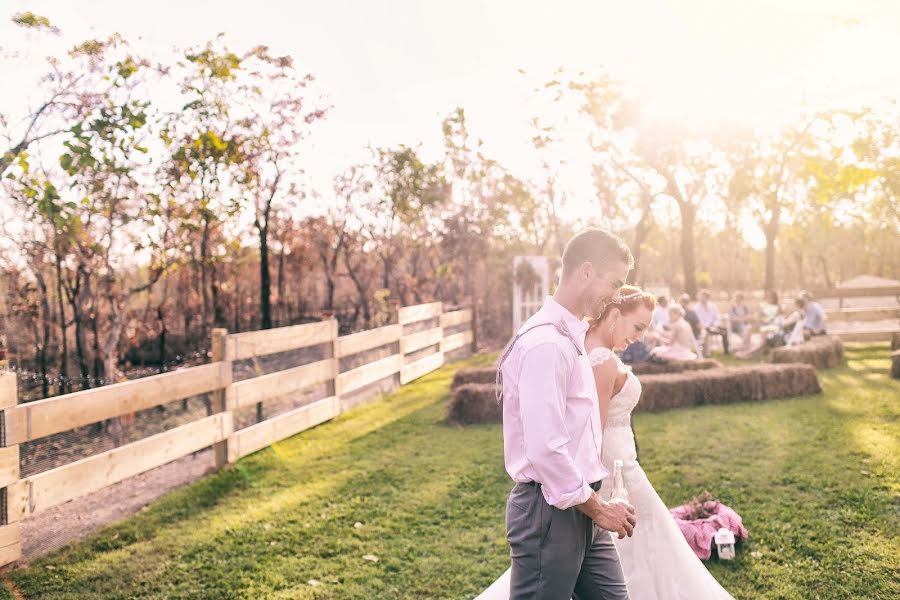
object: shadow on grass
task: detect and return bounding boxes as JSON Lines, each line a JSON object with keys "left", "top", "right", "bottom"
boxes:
{"left": 11, "top": 349, "right": 899, "bottom": 599}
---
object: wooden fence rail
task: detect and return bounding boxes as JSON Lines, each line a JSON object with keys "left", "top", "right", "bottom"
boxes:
{"left": 0, "top": 302, "right": 474, "bottom": 567}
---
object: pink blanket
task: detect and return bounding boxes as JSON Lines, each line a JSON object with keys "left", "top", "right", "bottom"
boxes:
{"left": 669, "top": 501, "right": 749, "bottom": 560}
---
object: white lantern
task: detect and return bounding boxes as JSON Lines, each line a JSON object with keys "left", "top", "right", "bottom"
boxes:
{"left": 714, "top": 527, "right": 736, "bottom": 560}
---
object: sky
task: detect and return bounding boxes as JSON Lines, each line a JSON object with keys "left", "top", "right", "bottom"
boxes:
{"left": 2, "top": 0, "right": 900, "bottom": 245}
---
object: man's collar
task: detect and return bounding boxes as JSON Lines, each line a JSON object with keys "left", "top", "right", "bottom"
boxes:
{"left": 543, "top": 296, "right": 588, "bottom": 336}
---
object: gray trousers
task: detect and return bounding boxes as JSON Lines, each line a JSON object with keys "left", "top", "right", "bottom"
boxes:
{"left": 506, "top": 482, "right": 629, "bottom": 600}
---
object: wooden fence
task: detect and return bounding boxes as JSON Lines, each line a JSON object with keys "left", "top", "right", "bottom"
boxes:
{"left": 0, "top": 302, "right": 474, "bottom": 567}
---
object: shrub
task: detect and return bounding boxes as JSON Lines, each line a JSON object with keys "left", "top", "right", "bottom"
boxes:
{"left": 891, "top": 350, "right": 900, "bottom": 380}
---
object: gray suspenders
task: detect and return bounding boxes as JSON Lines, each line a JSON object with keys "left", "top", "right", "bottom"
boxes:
{"left": 495, "top": 320, "right": 584, "bottom": 403}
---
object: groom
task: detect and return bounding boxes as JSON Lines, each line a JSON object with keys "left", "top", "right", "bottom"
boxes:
{"left": 499, "top": 229, "right": 636, "bottom": 599}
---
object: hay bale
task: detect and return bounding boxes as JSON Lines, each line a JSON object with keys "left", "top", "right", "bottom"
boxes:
{"left": 891, "top": 350, "right": 900, "bottom": 380}
{"left": 447, "top": 384, "right": 501, "bottom": 425}
{"left": 636, "top": 364, "right": 820, "bottom": 412}
{"left": 630, "top": 359, "right": 722, "bottom": 376}
{"left": 771, "top": 336, "right": 844, "bottom": 369}
{"left": 451, "top": 367, "right": 496, "bottom": 389}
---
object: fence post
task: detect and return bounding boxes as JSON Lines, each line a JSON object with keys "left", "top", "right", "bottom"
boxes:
{"left": 327, "top": 318, "right": 341, "bottom": 405}
{"left": 470, "top": 302, "right": 478, "bottom": 353}
{"left": 210, "top": 328, "right": 232, "bottom": 469}
{"left": 0, "top": 369, "right": 21, "bottom": 567}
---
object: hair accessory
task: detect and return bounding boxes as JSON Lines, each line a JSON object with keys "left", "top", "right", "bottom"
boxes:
{"left": 612, "top": 291, "right": 644, "bottom": 304}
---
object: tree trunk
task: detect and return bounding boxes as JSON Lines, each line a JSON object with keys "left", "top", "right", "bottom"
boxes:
{"left": 346, "top": 258, "right": 371, "bottom": 328}
{"left": 817, "top": 255, "right": 834, "bottom": 289}
{"left": 630, "top": 190, "right": 654, "bottom": 285}
{"left": 680, "top": 204, "right": 698, "bottom": 297}
{"left": 157, "top": 305, "right": 167, "bottom": 366}
{"left": 211, "top": 262, "right": 227, "bottom": 329}
{"left": 34, "top": 271, "right": 52, "bottom": 399}
{"left": 90, "top": 312, "right": 102, "bottom": 382}
{"left": 631, "top": 218, "right": 652, "bottom": 286}
{"left": 764, "top": 211, "right": 780, "bottom": 292}
{"left": 102, "top": 295, "right": 130, "bottom": 385}
{"left": 381, "top": 251, "right": 391, "bottom": 293}
{"left": 65, "top": 272, "right": 91, "bottom": 389}
{"left": 792, "top": 249, "right": 805, "bottom": 288}
{"left": 72, "top": 309, "right": 90, "bottom": 388}
{"left": 259, "top": 225, "right": 272, "bottom": 329}
{"left": 277, "top": 247, "right": 285, "bottom": 325}
{"left": 324, "top": 273, "right": 335, "bottom": 311}
{"left": 200, "top": 218, "right": 211, "bottom": 333}
{"left": 54, "top": 253, "right": 70, "bottom": 394}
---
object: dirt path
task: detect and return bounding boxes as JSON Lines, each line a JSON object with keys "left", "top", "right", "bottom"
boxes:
{"left": 18, "top": 449, "right": 216, "bottom": 563}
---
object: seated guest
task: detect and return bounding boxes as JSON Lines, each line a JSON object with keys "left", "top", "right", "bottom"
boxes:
{"left": 645, "top": 295, "right": 670, "bottom": 346}
{"left": 800, "top": 291, "right": 827, "bottom": 336}
{"left": 620, "top": 340, "right": 652, "bottom": 364}
{"left": 651, "top": 295, "right": 671, "bottom": 332}
{"left": 735, "top": 290, "right": 784, "bottom": 359}
{"left": 729, "top": 293, "right": 753, "bottom": 351}
{"left": 729, "top": 293, "right": 752, "bottom": 335}
{"left": 783, "top": 298, "right": 808, "bottom": 345}
{"left": 759, "top": 290, "right": 782, "bottom": 333}
{"left": 651, "top": 304, "right": 700, "bottom": 361}
{"left": 695, "top": 289, "right": 730, "bottom": 355}
{"left": 679, "top": 293, "right": 702, "bottom": 340}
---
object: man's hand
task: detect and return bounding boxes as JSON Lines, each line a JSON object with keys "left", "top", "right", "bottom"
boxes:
{"left": 576, "top": 492, "right": 636, "bottom": 539}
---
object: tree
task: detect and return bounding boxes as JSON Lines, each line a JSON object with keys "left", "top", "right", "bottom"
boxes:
{"left": 441, "top": 108, "right": 540, "bottom": 302}
{"left": 55, "top": 37, "right": 170, "bottom": 381}
{"left": 729, "top": 117, "right": 819, "bottom": 291}
{"left": 161, "top": 37, "right": 248, "bottom": 335}
{"left": 1, "top": 14, "right": 108, "bottom": 177}
{"left": 354, "top": 145, "right": 446, "bottom": 301}
{"left": 232, "top": 45, "right": 327, "bottom": 329}
{"left": 574, "top": 74, "right": 722, "bottom": 295}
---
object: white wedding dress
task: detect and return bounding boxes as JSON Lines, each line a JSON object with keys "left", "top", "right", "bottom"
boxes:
{"left": 475, "top": 349, "right": 734, "bottom": 600}
{"left": 589, "top": 346, "right": 734, "bottom": 600}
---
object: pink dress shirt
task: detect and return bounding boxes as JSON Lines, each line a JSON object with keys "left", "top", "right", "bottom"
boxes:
{"left": 500, "top": 296, "right": 608, "bottom": 509}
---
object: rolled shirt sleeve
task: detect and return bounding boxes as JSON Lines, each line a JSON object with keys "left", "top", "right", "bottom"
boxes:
{"left": 516, "top": 342, "right": 593, "bottom": 509}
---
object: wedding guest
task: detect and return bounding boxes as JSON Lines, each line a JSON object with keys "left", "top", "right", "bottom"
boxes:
{"left": 651, "top": 295, "right": 671, "bottom": 332}
{"left": 729, "top": 293, "right": 753, "bottom": 351}
{"left": 679, "top": 293, "right": 702, "bottom": 339}
{"left": 651, "top": 304, "right": 700, "bottom": 361}
{"left": 734, "top": 290, "right": 784, "bottom": 359}
{"left": 800, "top": 291, "right": 827, "bottom": 336}
{"left": 695, "top": 289, "right": 729, "bottom": 355}
{"left": 645, "top": 295, "right": 671, "bottom": 347}
{"left": 783, "top": 298, "right": 808, "bottom": 345}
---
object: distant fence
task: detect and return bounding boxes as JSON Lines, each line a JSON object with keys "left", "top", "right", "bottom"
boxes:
{"left": 705, "top": 285, "right": 900, "bottom": 343}
{"left": 0, "top": 302, "right": 474, "bottom": 567}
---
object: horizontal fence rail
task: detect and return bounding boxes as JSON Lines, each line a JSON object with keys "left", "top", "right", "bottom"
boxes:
{"left": 0, "top": 302, "right": 474, "bottom": 567}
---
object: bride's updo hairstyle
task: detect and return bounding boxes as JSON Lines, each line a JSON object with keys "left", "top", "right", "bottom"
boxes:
{"left": 588, "top": 284, "right": 656, "bottom": 332}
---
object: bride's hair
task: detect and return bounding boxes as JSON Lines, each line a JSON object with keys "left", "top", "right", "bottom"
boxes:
{"left": 589, "top": 284, "right": 656, "bottom": 331}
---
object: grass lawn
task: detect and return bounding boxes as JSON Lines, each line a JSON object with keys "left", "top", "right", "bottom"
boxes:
{"left": 2, "top": 344, "right": 898, "bottom": 599}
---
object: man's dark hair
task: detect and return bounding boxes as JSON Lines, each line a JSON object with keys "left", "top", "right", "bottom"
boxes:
{"left": 561, "top": 228, "right": 633, "bottom": 280}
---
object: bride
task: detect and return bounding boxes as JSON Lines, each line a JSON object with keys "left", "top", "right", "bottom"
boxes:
{"left": 476, "top": 285, "right": 735, "bottom": 600}
{"left": 583, "top": 285, "right": 734, "bottom": 599}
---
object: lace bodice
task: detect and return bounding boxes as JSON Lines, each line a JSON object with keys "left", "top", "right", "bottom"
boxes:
{"left": 587, "top": 347, "right": 642, "bottom": 428}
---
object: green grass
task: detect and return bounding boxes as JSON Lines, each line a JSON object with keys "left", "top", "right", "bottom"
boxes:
{"left": 4, "top": 345, "right": 899, "bottom": 599}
